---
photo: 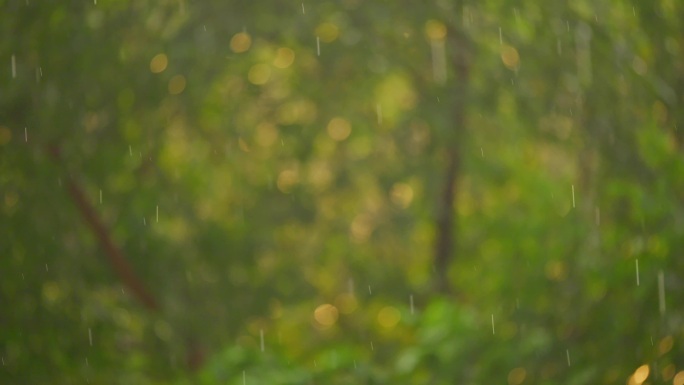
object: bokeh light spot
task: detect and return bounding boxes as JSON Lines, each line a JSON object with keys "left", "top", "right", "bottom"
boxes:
{"left": 673, "top": 370, "right": 684, "bottom": 385}
{"left": 501, "top": 45, "right": 520, "bottom": 69}
{"left": 508, "top": 367, "right": 527, "bottom": 385}
{"left": 314, "top": 304, "right": 338, "bottom": 326}
{"left": 230, "top": 32, "right": 252, "bottom": 53}
{"left": 273, "top": 48, "right": 295, "bottom": 69}
{"left": 248, "top": 64, "right": 271, "bottom": 85}
{"left": 327, "top": 117, "right": 351, "bottom": 141}
{"left": 632, "top": 364, "right": 649, "bottom": 384}
{"left": 150, "top": 53, "right": 168, "bottom": 73}
{"left": 168, "top": 75, "right": 186, "bottom": 95}
{"left": 316, "top": 22, "right": 339, "bottom": 43}
{"left": 277, "top": 169, "right": 299, "bottom": 193}
{"left": 377, "top": 306, "right": 401, "bottom": 328}
{"left": 390, "top": 182, "right": 414, "bottom": 208}
{"left": 425, "top": 20, "right": 446, "bottom": 40}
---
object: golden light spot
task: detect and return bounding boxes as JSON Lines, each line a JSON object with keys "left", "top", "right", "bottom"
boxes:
{"left": 230, "top": 32, "right": 252, "bottom": 53}
{"left": 390, "top": 183, "right": 414, "bottom": 208}
{"left": 307, "top": 162, "right": 332, "bottom": 191}
{"left": 5, "top": 191, "right": 19, "bottom": 208}
{"left": 315, "top": 22, "right": 339, "bottom": 43}
{"left": 377, "top": 306, "right": 401, "bottom": 328}
{"left": 661, "top": 364, "right": 675, "bottom": 381}
{"left": 659, "top": 335, "right": 674, "bottom": 355}
{"left": 150, "top": 53, "right": 168, "bottom": 73}
{"left": 255, "top": 122, "right": 278, "bottom": 147}
{"left": 350, "top": 213, "right": 373, "bottom": 242}
{"left": 277, "top": 169, "right": 299, "bottom": 193}
{"left": 501, "top": 45, "right": 520, "bottom": 69}
{"left": 248, "top": 64, "right": 271, "bottom": 85}
{"left": 673, "top": 370, "right": 684, "bottom": 385}
{"left": 277, "top": 100, "right": 318, "bottom": 125}
{"left": 0, "top": 126, "right": 11, "bottom": 145}
{"left": 168, "top": 75, "right": 186, "bottom": 94}
{"left": 632, "top": 364, "right": 649, "bottom": 384}
{"left": 335, "top": 293, "right": 358, "bottom": 314}
{"left": 273, "top": 47, "right": 296, "bottom": 68}
{"left": 327, "top": 117, "right": 352, "bottom": 141}
{"left": 238, "top": 137, "right": 250, "bottom": 152}
{"left": 314, "top": 304, "right": 338, "bottom": 326}
{"left": 508, "top": 367, "right": 527, "bottom": 385}
{"left": 425, "top": 20, "right": 446, "bottom": 40}
{"left": 545, "top": 260, "right": 567, "bottom": 281}
{"left": 42, "top": 281, "right": 62, "bottom": 304}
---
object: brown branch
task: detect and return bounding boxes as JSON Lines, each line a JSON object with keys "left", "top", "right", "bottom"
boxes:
{"left": 433, "top": 26, "right": 472, "bottom": 294}
{"left": 48, "top": 145, "right": 159, "bottom": 311}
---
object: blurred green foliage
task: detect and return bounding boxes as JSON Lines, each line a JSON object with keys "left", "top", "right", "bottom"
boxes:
{"left": 2, "top": 0, "right": 684, "bottom": 384}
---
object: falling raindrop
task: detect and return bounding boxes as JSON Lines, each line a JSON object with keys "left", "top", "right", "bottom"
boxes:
{"left": 45, "top": 264, "right": 48, "bottom": 272}
{"left": 129, "top": 145, "right": 132, "bottom": 156}
{"left": 11, "top": 54, "right": 16, "bottom": 78}
{"left": 566, "top": 349, "right": 571, "bottom": 366}
{"left": 24, "top": 127, "right": 27, "bottom": 142}
{"left": 595, "top": 207, "right": 600, "bottom": 226}
{"left": 499, "top": 27, "right": 503, "bottom": 45}
{"left": 491, "top": 314, "right": 495, "bottom": 334}
{"left": 410, "top": 294, "right": 414, "bottom": 314}
{"left": 571, "top": 185, "right": 575, "bottom": 208}
{"left": 480, "top": 147, "right": 484, "bottom": 157}
{"left": 260, "top": 329, "right": 264, "bottom": 352}
{"left": 242, "top": 370, "right": 246, "bottom": 385}
{"left": 658, "top": 270, "right": 666, "bottom": 315}
{"left": 368, "top": 285, "right": 372, "bottom": 295}
{"left": 301, "top": 3, "right": 305, "bottom": 14}
{"left": 156, "top": 205, "right": 159, "bottom": 223}
{"left": 376, "top": 104, "right": 383, "bottom": 126}
{"left": 99, "top": 190, "right": 102, "bottom": 204}
{"left": 635, "top": 259, "right": 640, "bottom": 286}
{"left": 370, "top": 341, "right": 374, "bottom": 350}
{"left": 143, "top": 217, "right": 147, "bottom": 226}
{"left": 88, "top": 328, "right": 93, "bottom": 346}
{"left": 316, "top": 37, "right": 320, "bottom": 56}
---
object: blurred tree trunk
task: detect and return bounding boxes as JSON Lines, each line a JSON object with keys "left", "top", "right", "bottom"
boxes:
{"left": 434, "top": 19, "right": 472, "bottom": 294}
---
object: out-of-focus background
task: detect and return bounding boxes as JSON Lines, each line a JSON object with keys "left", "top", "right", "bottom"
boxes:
{"left": 2, "top": 0, "right": 684, "bottom": 383}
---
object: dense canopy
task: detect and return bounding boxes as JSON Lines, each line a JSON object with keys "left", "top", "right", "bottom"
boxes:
{"left": 2, "top": 0, "right": 684, "bottom": 384}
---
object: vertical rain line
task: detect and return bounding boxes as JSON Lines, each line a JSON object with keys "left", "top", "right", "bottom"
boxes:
{"left": 571, "top": 185, "right": 575, "bottom": 208}
{"left": 635, "top": 259, "right": 640, "bottom": 286}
